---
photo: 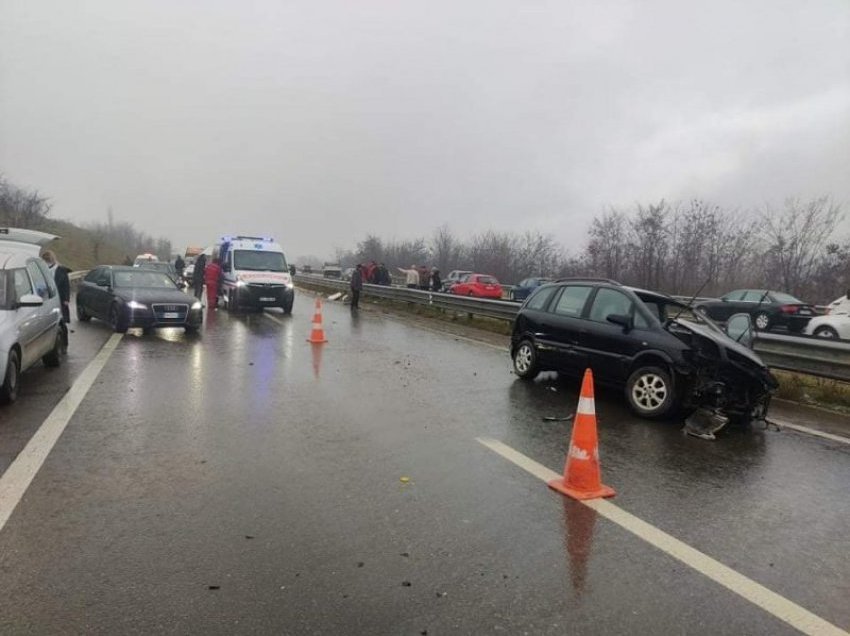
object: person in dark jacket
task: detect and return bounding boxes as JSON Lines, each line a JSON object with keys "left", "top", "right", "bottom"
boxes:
{"left": 41, "top": 250, "right": 71, "bottom": 353}
{"left": 174, "top": 255, "right": 185, "bottom": 279}
{"left": 431, "top": 268, "right": 442, "bottom": 292}
{"left": 350, "top": 264, "right": 363, "bottom": 309}
{"left": 377, "top": 263, "right": 390, "bottom": 285}
{"left": 193, "top": 253, "right": 207, "bottom": 299}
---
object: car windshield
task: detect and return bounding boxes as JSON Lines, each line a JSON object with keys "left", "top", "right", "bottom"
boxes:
{"left": 114, "top": 271, "right": 176, "bottom": 288}
{"left": 770, "top": 291, "right": 802, "bottom": 304}
{"left": 639, "top": 295, "right": 724, "bottom": 334}
{"left": 234, "top": 250, "right": 287, "bottom": 272}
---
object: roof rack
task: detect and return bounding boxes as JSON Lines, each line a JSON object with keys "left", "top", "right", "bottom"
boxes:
{"left": 554, "top": 277, "right": 622, "bottom": 285}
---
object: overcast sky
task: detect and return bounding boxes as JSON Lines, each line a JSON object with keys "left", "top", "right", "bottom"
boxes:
{"left": 2, "top": 0, "right": 849, "bottom": 259}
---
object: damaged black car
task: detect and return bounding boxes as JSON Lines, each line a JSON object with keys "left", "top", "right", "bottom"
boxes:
{"left": 510, "top": 279, "right": 778, "bottom": 436}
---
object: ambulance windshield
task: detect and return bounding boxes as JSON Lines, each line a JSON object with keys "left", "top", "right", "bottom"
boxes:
{"left": 234, "top": 250, "right": 287, "bottom": 272}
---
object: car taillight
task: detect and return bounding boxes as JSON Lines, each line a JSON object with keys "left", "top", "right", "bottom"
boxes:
{"left": 779, "top": 305, "right": 798, "bottom": 314}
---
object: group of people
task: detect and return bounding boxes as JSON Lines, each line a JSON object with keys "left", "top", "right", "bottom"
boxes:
{"left": 188, "top": 253, "right": 223, "bottom": 309}
{"left": 397, "top": 265, "right": 441, "bottom": 291}
{"left": 348, "top": 262, "right": 442, "bottom": 310}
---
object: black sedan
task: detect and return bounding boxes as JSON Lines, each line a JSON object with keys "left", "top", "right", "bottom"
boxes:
{"left": 694, "top": 289, "right": 816, "bottom": 332}
{"left": 510, "top": 277, "right": 552, "bottom": 302}
{"left": 77, "top": 266, "right": 202, "bottom": 333}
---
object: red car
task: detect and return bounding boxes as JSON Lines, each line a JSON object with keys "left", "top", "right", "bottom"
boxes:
{"left": 449, "top": 274, "right": 503, "bottom": 299}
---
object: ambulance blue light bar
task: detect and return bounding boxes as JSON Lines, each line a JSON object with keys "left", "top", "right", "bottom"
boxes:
{"left": 221, "top": 235, "right": 275, "bottom": 242}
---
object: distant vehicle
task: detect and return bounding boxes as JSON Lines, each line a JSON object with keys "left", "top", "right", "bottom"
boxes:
{"left": 803, "top": 296, "right": 850, "bottom": 339}
{"left": 133, "top": 253, "right": 159, "bottom": 267}
{"left": 216, "top": 235, "right": 294, "bottom": 313}
{"left": 323, "top": 263, "right": 342, "bottom": 279}
{"left": 694, "top": 290, "right": 816, "bottom": 332}
{"left": 341, "top": 267, "right": 355, "bottom": 281}
{"left": 510, "top": 277, "right": 552, "bottom": 302}
{"left": 0, "top": 228, "right": 64, "bottom": 403}
{"left": 511, "top": 279, "right": 777, "bottom": 428}
{"left": 77, "top": 266, "right": 202, "bottom": 334}
{"left": 137, "top": 261, "right": 180, "bottom": 284}
{"left": 449, "top": 274, "right": 503, "bottom": 299}
{"left": 442, "top": 270, "right": 473, "bottom": 292}
{"left": 301, "top": 265, "right": 313, "bottom": 274}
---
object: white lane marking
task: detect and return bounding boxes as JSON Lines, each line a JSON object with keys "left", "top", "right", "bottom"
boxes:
{"left": 0, "top": 333, "right": 123, "bottom": 533}
{"left": 263, "top": 312, "right": 286, "bottom": 326}
{"left": 476, "top": 437, "right": 849, "bottom": 636}
{"left": 770, "top": 418, "right": 850, "bottom": 446}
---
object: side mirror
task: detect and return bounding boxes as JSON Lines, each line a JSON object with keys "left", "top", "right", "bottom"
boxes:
{"left": 606, "top": 313, "right": 632, "bottom": 331}
{"left": 726, "top": 313, "right": 754, "bottom": 348}
{"left": 18, "top": 293, "right": 44, "bottom": 308}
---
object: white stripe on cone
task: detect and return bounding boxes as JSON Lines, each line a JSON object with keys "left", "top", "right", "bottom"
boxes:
{"left": 577, "top": 396, "right": 595, "bottom": 415}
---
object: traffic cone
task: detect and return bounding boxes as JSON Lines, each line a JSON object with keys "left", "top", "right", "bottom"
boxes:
{"left": 548, "top": 369, "right": 616, "bottom": 500}
{"left": 306, "top": 298, "right": 328, "bottom": 344}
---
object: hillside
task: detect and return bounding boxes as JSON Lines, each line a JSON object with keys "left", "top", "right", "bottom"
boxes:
{"left": 37, "top": 218, "right": 135, "bottom": 271}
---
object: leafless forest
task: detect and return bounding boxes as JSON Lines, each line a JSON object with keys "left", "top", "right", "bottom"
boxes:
{"left": 326, "top": 197, "right": 845, "bottom": 302}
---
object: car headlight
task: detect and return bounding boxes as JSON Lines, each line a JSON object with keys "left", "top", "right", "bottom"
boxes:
{"left": 191, "top": 301, "right": 202, "bottom": 310}
{"left": 236, "top": 280, "right": 247, "bottom": 287}
{"left": 285, "top": 282, "right": 294, "bottom": 289}
{"left": 127, "top": 301, "right": 147, "bottom": 310}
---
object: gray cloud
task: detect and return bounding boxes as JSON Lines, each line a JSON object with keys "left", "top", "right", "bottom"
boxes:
{"left": 1, "top": 0, "right": 848, "bottom": 258}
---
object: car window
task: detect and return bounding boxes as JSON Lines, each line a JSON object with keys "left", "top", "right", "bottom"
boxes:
{"left": 770, "top": 292, "right": 802, "bottom": 304}
{"left": 85, "top": 268, "right": 101, "bottom": 283}
{"left": 478, "top": 276, "right": 498, "bottom": 285}
{"left": 742, "top": 291, "right": 767, "bottom": 302}
{"left": 0, "top": 272, "right": 7, "bottom": 309}
{"left": 26, "top": 261, "right": 50, "bottom": 299}
{"left": 552, "top": 285, "right": 592, "bottom": 317}
{"left": 723, "top": 290, "right": 745, "bottom": 301}
{"left": 13, "top": 268, "right": 33, "bottom": 300}
{"left": 526, "top": 286, "right": 556, "bottom": 311}
{"left": 34, "top": 260, "right": 58, "bottom": 298}
{"left": 96, "top": 269, "right": 112, "bottom": 286}
{"left": 588, "top": 288, "right": 634, "bottom": 323}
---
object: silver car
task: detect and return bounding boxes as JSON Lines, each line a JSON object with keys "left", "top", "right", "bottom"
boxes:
{"left": 0, "top": 228, "right": 64, "bottom": 404}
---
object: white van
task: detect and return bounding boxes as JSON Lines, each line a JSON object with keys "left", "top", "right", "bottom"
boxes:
{"left": 215, "top": 236, "right": 294, "bottom": 313}
{"left": 133, "top": 253, "right": 159, "bottom": 267}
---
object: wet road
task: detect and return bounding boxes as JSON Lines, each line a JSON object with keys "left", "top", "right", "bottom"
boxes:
{"left": 0, "top": 294, "right": 848, "bottom": 635}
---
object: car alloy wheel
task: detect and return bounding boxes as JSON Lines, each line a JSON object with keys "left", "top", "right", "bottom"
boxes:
{"left": 626, "top": 366, "right": 675, "bottom": 419}
{"left": 754, "top": 312, "right": 771, "bottom": 331}
{"left": 110, "top": 304, "right": 128, "bottom": 333}
{"left": 77, "top": 302, "right": 91, "bottom": 322}
{"left": 513, "top": 340, "right": 539, "bottom": 380}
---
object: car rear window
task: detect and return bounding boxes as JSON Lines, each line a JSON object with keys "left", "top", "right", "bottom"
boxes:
{"left": 478, "top": 276, "right": 498, "bottom": 285}
{"left": 552, "top": 286, "right": 592, "bottom": 317}
{"left": 770, "top": 292, "right": 802, "bottom": 304}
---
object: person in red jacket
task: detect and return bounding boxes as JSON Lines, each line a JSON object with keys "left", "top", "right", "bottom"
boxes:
{"left": 204, "top": 258, "right": 222, "bottom": 308}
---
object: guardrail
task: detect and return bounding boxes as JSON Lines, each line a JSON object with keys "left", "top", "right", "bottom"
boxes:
{"left": 294, "top": 274, "right": 850, "bottom": 382}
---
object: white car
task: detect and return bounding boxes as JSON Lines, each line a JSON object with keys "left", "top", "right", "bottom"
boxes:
{"left": 803, "top": 296, "right": 850, "bottom": 339}
{"left": 0, "top": 228, "right": 64, "bottom": 403}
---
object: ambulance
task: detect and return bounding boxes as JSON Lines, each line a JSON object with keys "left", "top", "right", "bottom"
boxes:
{"left": 214, "top": 236, "right": 294, "bottom": 313}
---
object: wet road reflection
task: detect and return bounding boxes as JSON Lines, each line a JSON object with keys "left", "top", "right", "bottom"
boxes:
{"left": 562, "top": 499, "right": 599, "bottom": 598}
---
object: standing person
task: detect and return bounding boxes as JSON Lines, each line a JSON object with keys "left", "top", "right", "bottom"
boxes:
{"left": 397, "top": 265, "right": 420, "bottom": 289}
{"left": 41, "top": 250, "right": 71, "bottom": 353}
{"left": 350, "top": 264, "right": 363, "bottom": 310}
{"left": 204, "top": 257, "right": 222, "bottom": 308}
{"left": 418, "top": 265, "right": 431, "bottom": 290}
{"left": 192, "top": 253, "right": 207, "bottom": 299}
{"left": 174, "top": 255, "right": 185, "bottom": 279}
{"left": 377, "top": 263, "right": 390, "bottom": 285}
{"left": 431, "top": 268, "right": 442, "bottom": 292}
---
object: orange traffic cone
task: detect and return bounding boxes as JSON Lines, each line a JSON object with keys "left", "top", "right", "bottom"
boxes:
{"left": 306, "top": 298, "right": 329, "bottom": 344}
{"left": 548, "top": 369, "right": 616, "bottom": 500}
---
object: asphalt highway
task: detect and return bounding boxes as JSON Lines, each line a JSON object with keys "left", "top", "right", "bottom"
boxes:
{"left": 0, "top": 294, "right": 848, "bottom": 635}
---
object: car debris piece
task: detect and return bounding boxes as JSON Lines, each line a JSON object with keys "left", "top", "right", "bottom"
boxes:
{"left": 684, "top": 408, "right": 730, "bottom": 440}
{"left": 542, "top": 414, "right": 573, "bottom": 422}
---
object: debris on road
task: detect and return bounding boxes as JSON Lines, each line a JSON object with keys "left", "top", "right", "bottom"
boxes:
{"left": 399, "top": 476, "right": 411, "bottom": 484}
{"left": 401, "top": 581, "right": 412, "bottom": 587}
{"left": 328, "top": 292, "right": 343, "bottom": 301}
{"left": 542, "top": 414, "right": 573, "bottom": 422}
{"left": 684, "top": 408, "right": 729, "bottom": 440}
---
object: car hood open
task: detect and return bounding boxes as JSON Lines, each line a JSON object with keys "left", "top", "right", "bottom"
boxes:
{"left": 674, "top": 319, "right": 766, "bottom": 367}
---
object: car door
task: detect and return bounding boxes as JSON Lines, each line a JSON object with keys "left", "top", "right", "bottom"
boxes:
{"left": 581, "top": 287, "right": 648, "bottom": 383}
{"left": 25, "top": 260, "right": 59, "bottom": 358}
{"left": 91, "top": 268, "right": 114, "bottom": 318}
{"left": 739, "top": 290, "right": 772, "bottom": 318}
{"left": 77, "top": 268, "right": 100, "bottom": 317}
{"left": 12, "top": 267, "right": 41, "bottom": 369}
{"left": 546, "top": 285, "right": 594, "bottom": 375}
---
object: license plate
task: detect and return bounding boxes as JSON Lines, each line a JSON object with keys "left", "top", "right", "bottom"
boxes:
{"left": 163, "top": 312, "right": 179, "bottom": 319}
{"left": 799, "top": 310, "right": 811, "bottom": 315}
{"left": 260, "top": 297, "right": 275, "bottom": 302}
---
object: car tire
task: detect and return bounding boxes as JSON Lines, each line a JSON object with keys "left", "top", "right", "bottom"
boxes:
{"left": 42, "top": 330, "right": 62, "bottom": 368}
{"left": 626, "top": 366, "right": 676, "bottom": 420}
{"left": 0, "top": 349, "right": 21, "bottom": 404}
{"left": 77, "top": 301, "right": 91, "bottom": 322}
{"left": 753, "top": 311, "right": 771, "bottom": 331}
{"left": 227, "top": 289, "right": 237, "bottom": 312}
{"left": 110, "top": 304, "right": 128, "bottom": 334}
{"left": 184, "top": 325, "right": 199, "bottom": 334}
{"left": 814, "top": 326, "right": 839, "bottom": 339}
{"left": 281, "top": 296, "right": 294, "bottom": 315}
{"left": 512, "top": 339, "right": 540, "bottom": 380}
